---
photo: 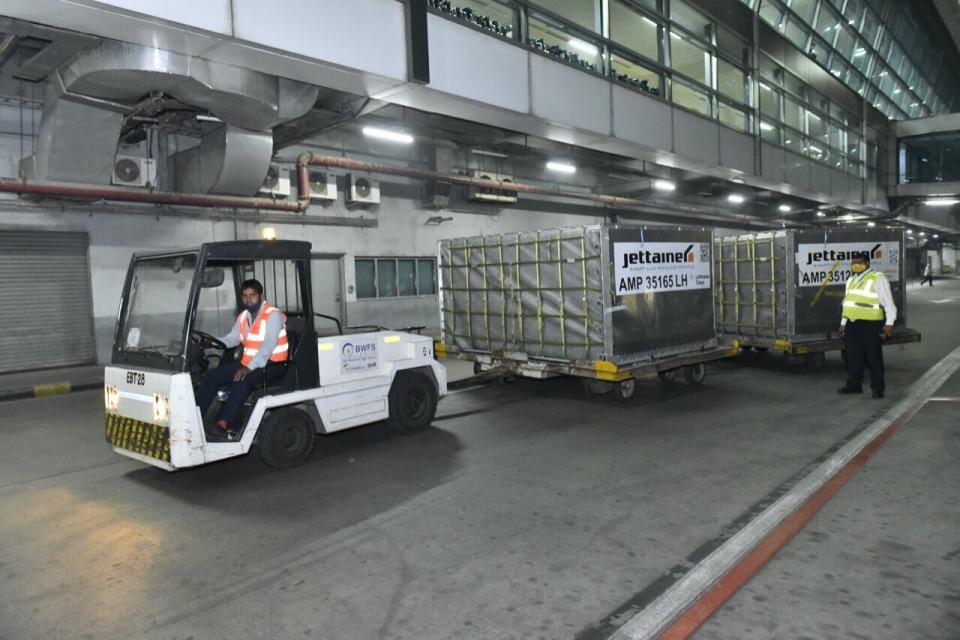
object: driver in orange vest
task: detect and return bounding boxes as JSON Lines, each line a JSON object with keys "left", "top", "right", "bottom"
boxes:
{"left": 197, "top": 279, "right": 288, "bottom": 438}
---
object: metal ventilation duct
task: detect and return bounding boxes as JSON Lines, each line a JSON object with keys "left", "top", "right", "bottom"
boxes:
{"left": 26, "top": 41, "right": 320, "bottom": 194}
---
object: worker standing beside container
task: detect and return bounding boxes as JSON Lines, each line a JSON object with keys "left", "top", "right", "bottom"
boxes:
{"left": 838, "top": 254, "right": 897, "bottom": 398}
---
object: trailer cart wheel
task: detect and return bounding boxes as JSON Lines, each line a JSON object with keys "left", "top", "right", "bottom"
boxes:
{"left": 612, "top": 378, "right": 636, "bottom": 401}
{"left": 387, "top": 371, "right": 438, "bottom": 433}
{"left": 657, "top": 369, "right": 678, "bottom": 383}
{"left": 258, "top": 408, "right": 316, "bottom": 470}
{"left": 473, "top": 361, "right": 483, "bottom": 375}
{"left": 684, "top": 363, "right": 706, "bottom": 385}
{"left": 581, "top": 378, "right": 612, "bottom": 395}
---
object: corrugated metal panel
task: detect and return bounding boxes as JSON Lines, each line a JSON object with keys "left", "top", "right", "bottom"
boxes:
{"left": 0, "top": 230, "right": 96, "bottom": 372}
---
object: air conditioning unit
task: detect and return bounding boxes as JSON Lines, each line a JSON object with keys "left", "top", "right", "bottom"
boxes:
{"left": 346, "top": 174, "right": 381, "bottom": 207}
{"left": 305, "top": 170, "right": 337, "bottom": 203}
{"left": 112, "top": 156, "right": 157, "bottom": 188}
{"left": 259, "top": 165, "right": 290, "bottom": 198}
{"left": 468, "top": 171, "right": 517, "bottom": 204}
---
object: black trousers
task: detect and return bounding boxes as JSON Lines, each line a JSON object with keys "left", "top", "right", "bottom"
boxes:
{"left": 844, "top": 319, "right": 885, "bottom": 392}
{"left": 197, "top": 361, "right": 286, "bottom": 425}
{"left": 921, "top": 274, "right": 934, "bottom": 286}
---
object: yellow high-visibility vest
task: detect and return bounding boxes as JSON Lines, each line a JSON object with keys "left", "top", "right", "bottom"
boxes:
{"left": 842, "top": 270, "right": 885, "bottom": 321}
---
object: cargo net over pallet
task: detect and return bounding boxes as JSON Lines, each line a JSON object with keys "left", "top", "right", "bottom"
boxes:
{"left": 715, "top": 232, "right": 789, "bottom": 341}
{"left": 439, "top": 226, "right": 606, "bottom": 362}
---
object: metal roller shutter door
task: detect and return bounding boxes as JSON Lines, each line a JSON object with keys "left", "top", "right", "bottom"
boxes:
{"left": 0, "top": 230, "right": 96, "bottom": 372}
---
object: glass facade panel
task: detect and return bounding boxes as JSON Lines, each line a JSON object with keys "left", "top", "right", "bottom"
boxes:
{"left": 671, "top": 0, "right": 711, "bottom": 40}
{"left": 610, "top": 0, "right": 660, "bottom": 62}
{"left": 899, "top": 133, "right": 960, "bottom": 184}
{"left": 535, "top": 0, "right": 599, "bottom": 32}
{"left": 760, "top": 83, "right": 780, "bottom": 119}
{"left": 528, "top": 12, "right": 603, "bottom": 72}
{"left": 669, "top": 32, "right": 708, "bottom": 85}
{"left": 760, "top": 119, "right": 780, "bottom": 144}
{"left": 610, "top": 53, "right": 662, "bottom": 95}
{"left": 716, "top": 58, "right": 747, "bottom": 103}
{"left": 788, "top": 0, "right": 817, "bottom": 24}
{"left": 672, "top": 79, "right": 711, "bottom": 115}
{"left": 783, "top": 94, "right": 803, "bottom": 130}
{"left": 718, "top": 102, "right": 748, "bottom": 132}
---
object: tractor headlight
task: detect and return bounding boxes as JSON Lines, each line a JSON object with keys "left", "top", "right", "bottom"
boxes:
{"left": 152, "top": 394, "right": 171, "bottom": 424}
{"left": 104, "top": 385, "right": 120, "bottom": 412}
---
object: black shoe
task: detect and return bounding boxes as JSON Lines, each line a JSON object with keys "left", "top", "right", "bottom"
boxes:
{"left": 837, "top": 387, "right": 863, "bottom": 394}
{"left": 872, "top": 389, "right": 885, "bottom": 399}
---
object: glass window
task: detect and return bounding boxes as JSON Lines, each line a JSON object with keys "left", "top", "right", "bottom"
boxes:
{"left": 670, "top": 32, "right": 708, "bottom": 85}
{"left": 356, "top": 259, "right": 376, "bottom": 299}
{"left": 760, "top": 119, "right": 780, "bottom": 145}
{"left": 528, "top": 12, "right": 603, "bottom": 73}
{"left": 759, "top": 0, "right": 786, "bottom": 30}
{"left": 760, "top": 53, "right": 780, "bottom": 85}
{"left": 718, "top": 102, "right": 748, "bottom": 132}
{"left": 716, "top": 58, "right": 747, "bottom": 103}
{"left": 432, "top": 0, "right": 515, "bottom": 38}
{"left": 783, "top": 94, "right": 804, "bottom": 130}
{"left": 377, "top": 259, "right": 397, "bottom": 298}
{"left": 828, "top": 122, "right": 845, "bottom": 150}
{"left": 815, "top": 4, "right": 840, "bottom": 40}
{"left": 805, "top": 138, "right": 827, "bottom": 163}
{"left": 760, "top": 82, "right": 780, "bottom": 119}
{"left": 672, "top": 78, "right": 711, "bottom": 115}
{"left": 534, "top": 0, "right": 599, "bottom": 32}
{"left": 835, "top": 25, "right": 857, "bottom": 59}
{"left": 610, "top": 52, "right": 662, "bottom": 96}
{"left": 806, "top": 110, "right": 828, "bottom": 144}
{"left": 842, "top": 0, "right": 864, "bottom": 28}
{"left": 417, "top": 259, "right": 437, "bottom": 295}
{"left": 783, "top": 16, "right": 809, "bottom": 48}
{"left": 860, "top": 8, "right": 881, "bottom": 47}
{"left": 716, "top": 26, "right": 747, "bottom": 62}
{"left": 610, "top": 0, "right": 661, "bottom": 62}
{"left": 398, "top": 259, "right": 417, "bottom": 296}
{"left": 671, "top": 0, "right": 712, "bottom": 40}
{"left": 783, "top": 129, "right": 803, "bottom": 154}
{"left": 788, "top": 0, "right": 817, "bottom": 24}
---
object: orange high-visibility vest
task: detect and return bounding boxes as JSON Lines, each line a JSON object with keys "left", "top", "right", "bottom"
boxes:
{"left": 237, "top": 303, "right": 288, "bottom": 367}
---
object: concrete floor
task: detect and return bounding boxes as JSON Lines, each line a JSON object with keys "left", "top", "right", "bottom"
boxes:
{"left": 0, "top": 281, "right": 958, "bottom": 640}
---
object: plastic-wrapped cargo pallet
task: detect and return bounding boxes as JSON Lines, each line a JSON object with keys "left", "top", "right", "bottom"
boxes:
{"left": 714, "top": 225, "right": 920, "bottom": 366}
{"left": 438, "top": 224, "right": 732, "bottom": 393}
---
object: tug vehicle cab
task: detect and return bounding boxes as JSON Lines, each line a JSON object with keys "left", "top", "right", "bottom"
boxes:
{"left": 105, "top": 240, "right": 446, "bottom": 470}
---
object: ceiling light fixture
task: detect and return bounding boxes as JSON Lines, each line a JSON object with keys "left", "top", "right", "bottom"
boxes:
{"left": 727, "top": 194, "right": 746, "bottom": 204}
{"left": 933, "top": 234, "right": 940, "bottom": 238}
{"left": 924, "top": 198, "right": 960, "bottom": 206}
{"left": 760, "top": 122, "right": 774, "bottom": 131}
{"left": 778, "top": 204, "right": 792, "bottom": 212}
{"left": 816, "top": 211, "right": 826, "bottom": 217}
{"left": 867, "top": 221, "right": 876, "bottom": 227}
{"left": 546, "top": 161, "right": 577, "bottom": 174}
{"left": 362, "top": 126, "right": 414, "bottom": 144}
{"left": 906, "top": 229, "right": 913, "bottom": 234}
{"left": 653, "top": 179, "right": 677, "bottom": 192}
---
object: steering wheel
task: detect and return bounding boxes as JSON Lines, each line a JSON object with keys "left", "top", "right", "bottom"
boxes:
{"left": 190, "top": 330, "right": 227, "bottom": 351}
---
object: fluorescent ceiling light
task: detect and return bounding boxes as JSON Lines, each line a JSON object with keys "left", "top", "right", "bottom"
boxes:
{"left": 816, "top": 211, "right": 826, "bottom": 217}
{"left": 546, "top": 161, "right": 576, "bottom": 174}
{"left": 727, "top": 194, "right": 745, "bottom": 204}
{"left": 760, "top": 83, "right": 772, "bottom": 92}
{"left": 653, "top": 179, "right": 676, "bottom": 192}
{"left": 778, "top": 204, "right": 792, "bottom": 212}
{"left": 906, "top": 229, "right": 913, "bottom": 234}
{"left": 867, "top": 221, "right": 876, "bottom": 227}
{"left": 362, "top": 126, "right": 414, "bottom": 144}
{"left": 471, "top": 149, "right": 509, "bottom": 158}
{"left": 920, "top": 232, "right": 927, "bottom": 236}
{"left": 933, "top": 234, "right": 940, "bottom": 238}
{"left": 261, "top": 227, "right": 277, "bottom": 240}
{"left": 195, "top": 114, "right": 223, "bottom": 123}
{"left": 924, "top": 198, "right": 959, "bottom": 206}
{"left": 853, "top": 48, "right": 866, "bottom": 57}
{"left": 893, "top": 89, "right": 901, "bottom": 94}
{"left": 760, "top": 122, "right": 774, "bottom": 131}
{"left": 567, "top": 39, "right": 598, "bottom": 56}
{"left": 641, "top": 16, "right": 657, "bottom": 27}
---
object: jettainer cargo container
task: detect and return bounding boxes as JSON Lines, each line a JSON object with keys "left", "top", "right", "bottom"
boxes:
{"left": 714, "top": 226, "right": 920, "bottom": 368}
{"left": 436, "top": 224, "right": 737, "bottom": 399}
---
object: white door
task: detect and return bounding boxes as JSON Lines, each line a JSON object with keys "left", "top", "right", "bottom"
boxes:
{"left": 311, "top": 256, "right": 344, "bottom": 335}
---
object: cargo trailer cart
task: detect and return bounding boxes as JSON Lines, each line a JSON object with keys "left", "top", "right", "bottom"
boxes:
{"left": 715, "top": 227, "right": 921, "bottom": 369}
{"left": 437, "top": 224, "right": 737, "bottom": 400}
{"left": 105, "top": 241, "right": 446, "bottom": 471}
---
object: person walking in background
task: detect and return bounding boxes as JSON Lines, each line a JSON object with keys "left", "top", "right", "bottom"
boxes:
{"left": 921, "top": 260, "right": 934, "bottom": 286}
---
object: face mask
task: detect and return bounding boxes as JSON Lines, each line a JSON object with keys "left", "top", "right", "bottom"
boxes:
{"left": 245, "top": 301, "right": 262, "bottom": 316}
{"left": 851, "top": 263, "right": 867, "bottom": 273}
